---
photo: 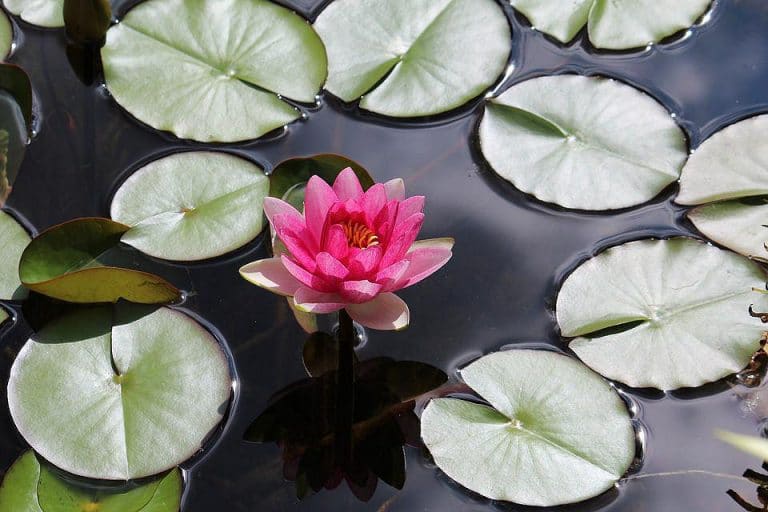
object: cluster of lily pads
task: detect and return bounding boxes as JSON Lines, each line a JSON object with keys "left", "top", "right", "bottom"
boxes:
{"left": 3, "top": 0, "right": 765, "bottom": 509}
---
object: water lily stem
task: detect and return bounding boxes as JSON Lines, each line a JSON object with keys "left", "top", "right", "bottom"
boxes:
{"left": 622, "top": 470, "right": 753, "bottom": 484}
{"left": 335, "top": 309, "right": 356, "bottom": 467}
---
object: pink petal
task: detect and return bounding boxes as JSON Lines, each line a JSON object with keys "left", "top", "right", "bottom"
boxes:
{"left": 316, "top": 252, "right": 350, "bottom": 281}
{"left": 360, "top": 183, "right": 387, "bottom": 225}
{"left": 281, "top": 255, "right": 335, "bottom": 293}
{"left": 395, "top": 196, "right": 425, "bottom": 225}
{"left": 379, "top": 213, "right": 424, "bottom": 268}
{"left": 394, "top": 238, "right": 454, "bottom": 289}
{"left": 340, "top": 280, "right": 383, "bottom": 303}
{"left": 375, "top": 260, "right": 410, "bottom": 291}
{"left": 347, "top": 245, "right": 382, "bottom": 278}
{"left": 323, "top": 224, "right": 349, "bottom": 261}
{"left": 333, "top": 167, "right": 364, "bottom": 201}
{"left": 276, "top": 224, "right": 318, "bottom": 271}
{"left": 264, "top": 197, "right": 303, "bottom": 227}
{"left": 294, "top": 287, "right": 346, "bottom": 313}
{"left": 239, "top": 258, "right": 302, "bottom": 297}
{"left": 383, "top": 178, "right": 405, "bottom": 200}
{"left": 346, "top": 293, "right": 410, "bottom": 331}
{"left": 304, "top": 176, "right": 337, "bottom": 246}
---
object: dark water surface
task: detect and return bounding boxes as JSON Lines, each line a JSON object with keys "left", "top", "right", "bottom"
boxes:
{"left": 2, "top": 0, "right": 768, "bottom": 510}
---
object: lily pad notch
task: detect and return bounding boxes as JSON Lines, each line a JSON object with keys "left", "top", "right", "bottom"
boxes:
{"left": 101, "top": 0, "right": 327, "bottom": 142}
{"left": 314, "top": 0, "right": 512, "bottom": 117}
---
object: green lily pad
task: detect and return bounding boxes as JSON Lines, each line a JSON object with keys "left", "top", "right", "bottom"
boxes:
{"left": 111, "top": 152, "right": 269, "bottom": 262}
{"left": 479, "top": 74, "right": 687, "bottom": 210}
{"left": 101, "top": 0, "right": 327, "bottom": 142}
{"left": 63, "top": 0, "right": 111, "bottom": 44}
{"left": 0, "top": 451, "right": 183, "bottom": 512}
{"left": 510, "top": 0, "right": 712, "bottom": 50}
{"left": 269, "top": 154, "right": 373, "bottom": 199}
{"left": 421, "top": 349, "right": 635, "bottom": 506}
{"left": 677, "top": 115, "right": 768, "bottom": 260}
{"left": 19, "top": 217, "right": 181, "bottom": 304}
{"left": 3, "top": 0, "right": 63, "bottom": 28}
{"left": 556, "top": 238, "right": 767, "bottom": 390}
{"left": 0, "top": 210, "right": 29, "bottom": 300}
{"left": 0, "top": 9, "right": 12, "bottom": 59}
{"left": 314, "top": 0, "right": 511, "bottom": 117}
{"left": 8, "top": 305, "right": 232, "bottom": 480}
{"left": 0, "top": 306, "right": 9, "bottom": 326}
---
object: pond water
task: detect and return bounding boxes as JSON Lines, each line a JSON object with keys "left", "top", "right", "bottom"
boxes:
{"left": 2, "top": 0, "right": 768, "bottom": 510}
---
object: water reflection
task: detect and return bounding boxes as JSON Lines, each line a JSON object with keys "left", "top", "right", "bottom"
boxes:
{"left": 245, "top": 331, "right": 447, "bottom": 501}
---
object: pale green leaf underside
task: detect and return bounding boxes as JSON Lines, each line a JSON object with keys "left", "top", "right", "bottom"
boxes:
{"left": 480, "top": 75, "right": 686, "bottom": 210}
{"left": 0, "top": 210, "right": 30, "bottom": 300}
{"left": 556, "top": 238, "right": 767, "bottom": 390}
{"left": 717, "top": 430, "right": 768, "bottom": 462}
{"left": 422, "top": 350, "right": 634, "bottom": 506}
{"left": 3, "top": 0, "right": 63, "bottom": 28}
{"left": 510, "top": 0, "right": 712, "bottom": 50}
{"left": 0, "top": 9, "right": 12, "bottom": 59}
{"left": 111, "top": 152, "right": 269, "bottom": 261}
{"left": 677, "top": 115, "right": 768, "bottom": 259}
{"left": 8, "top": 307, "right": 232, "bottom": 480}
{"left": 314, "top": 0, "right": 511, "bottom": 117}
{"left": 0, "top": 451, "right": 182, "bottom": 512}
{"left": 102, "top": 0, "right": 327, "bottom": 142}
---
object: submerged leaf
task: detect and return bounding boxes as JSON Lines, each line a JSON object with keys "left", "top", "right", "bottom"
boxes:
{"left": 0, "top": 63, "right": 33, "bottom": 132}
{"left": 0, "top": 210, "right": 29, "bottom": 300}
{"left": 480, "top": 75, "right": 687, "bottom": 210}
{"left": 63, "top": 0, "right": 111, "bottom": 44}
{"left": 3, "top": 0, "right": 64, "bottom": 28}
{"left": 557, "top": 238, "right": 768, "bottom": 389}
{"left": 19, "top": 217, "right": 181, "bottom": 304}
{"left": 0, "top": 451, "right": 183, "bottom": 512}
{"left": 314, "top": 0, "right": 511, "bottom": 117}
{"left": 677, "top": 114, "right": 768, "bottom": 260}
{"left": 8, "top": 306, "right": 231, "bottom": 480}
{"left": 421, "top": 350, "right": 635, "bottom": 506}
{"left": 0, "top": 90, "right": 29, "bottom": 207}
{"left": 510, "top": 0, "right": 712, "bottom": 50}
{"left": 101, "top": 0, "right": 326, "bottom": 142}
{"left": 111, "top": 152, "right": 269, "bottom": 262}
{"left": 269, "top": 154, "right": 373, "bottom": 199}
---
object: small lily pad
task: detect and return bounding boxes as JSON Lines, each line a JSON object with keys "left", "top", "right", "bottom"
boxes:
{"left": 102, "top": 0, "right": 327, "bottom": 142}
{"left": 8, "top": 305, "right": 232, "bottom": 480}
{"left": 421, "top": 349, "right": 635, "bottom": 506}
{"left": 269, "top": 154, "right": 373, "bottom": 199}
{"left": 0, "top": 451, "right": 183, "bottom": 512}
{"left": 111, "top": 152, "right": 269, "bottom": 262}
{"left": 0, "top": 9, "right": 12, "bottom": 59}
{"left": 3, "top": 0, "right": 63, "bottom": 28}
{"left": 19, "top": 217, "right": 181, "bottom": 304}
{"left": 314, "top": 0, "right": 511, "bottom": 117}
{"left": 479, "top": 75, "right": 687, "bottom": 210}
{"left": 0, "top": 210, "right": 29, "bottom": 300}
{"left": 556, "top": 238, "right": 768, "bottom": 390}
{"left": 510, "top": 0, "right": 712, "bottom": 50}
{"left": 0, "top": 306, "right": 9, "bottom": 326}
{"left": 677, "top": 115, "right": 768, "bottom": 260}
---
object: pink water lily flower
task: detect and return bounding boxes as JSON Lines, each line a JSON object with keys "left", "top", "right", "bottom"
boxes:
{"left": 240, "top": 168, "right": 453, "bottom": 330}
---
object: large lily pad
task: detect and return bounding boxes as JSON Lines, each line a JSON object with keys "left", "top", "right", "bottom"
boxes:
{"left": 19, "top": 217, "right": 181, "bottom": 304}
{"left": 111, "top": 152, "right": 269, "bottom": 262}
{"left": 314, "top": 0, "right": 511, "bottom": 117}
{"left": 421, "top": 349, "right": 635, "bottom": 506}
{"left": 479, "top": 75, "right": 687, "bottom": 210}
{"left": 8, "top": 306, "right": 232, "bottom": 480}
{"left": 510, "top": 0, "right": 712, "bottom": 50}
{"left": 556, "top": 238, "right": 767, "bottom": 390}
{"left": 0, "top": 451, "right": 183, "bottom": 512}
{"left": 0, "top": 210, "right": 29, "bottom": 300}
{"left": 101, "top": 0, "right": 326, "bottom": 142}
{"left": 3, "top": 0, "right": 63, "bottom": 28}
{"left": 677, "top": 115, "right": 768, "bottom": 260}
{"left": 0, "top": 10, "right": 11, "bottom": 59}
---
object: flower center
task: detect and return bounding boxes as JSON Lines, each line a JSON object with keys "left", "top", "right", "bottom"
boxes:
{"left": 342, "top": 221, "right": 379, "bottom": 249}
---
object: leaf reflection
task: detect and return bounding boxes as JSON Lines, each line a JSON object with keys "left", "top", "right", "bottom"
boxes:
{"left": 729, "top": 462, "right": 768, "bottom": 511}
{"left": 245, "top": 332, "right": 447, "bottom": 501}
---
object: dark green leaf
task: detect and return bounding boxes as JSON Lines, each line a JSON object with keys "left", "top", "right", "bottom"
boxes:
{"left": 64, "top": 0, "right": 111, "bottom": 44}
{"left": 0, "top": 63, "right": 32, "bottom": 133}
{"left": 269, "top": 154, "right": 374, "bottom": 200}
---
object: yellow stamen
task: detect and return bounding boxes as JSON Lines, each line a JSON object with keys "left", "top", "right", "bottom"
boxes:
{"left": 342, "top": 221, "right": 379, "bottom": 249}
